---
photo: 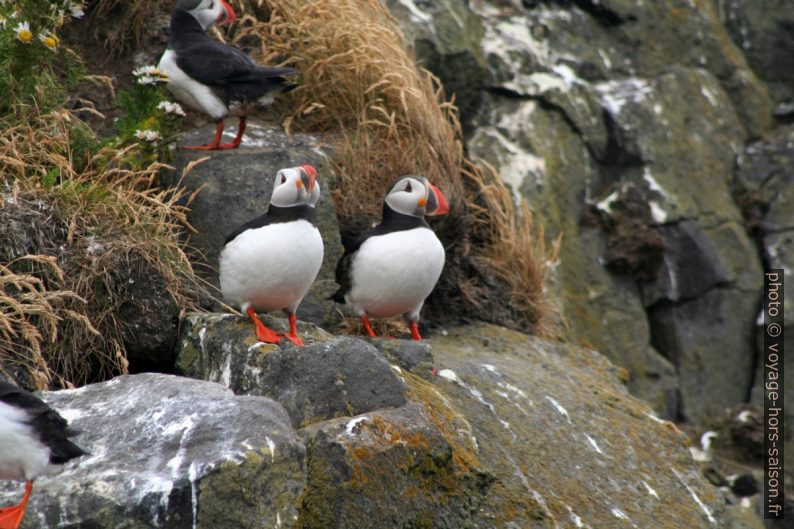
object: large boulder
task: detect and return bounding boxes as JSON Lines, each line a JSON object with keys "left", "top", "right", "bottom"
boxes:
{"left": 427, "top": 324, "right": 732, "bottom": 528}
{"left": 0, "top": 374, "right": 306, "bottom": 529}
{"left": 177, "top": 313, "right": 408, "bottom": 428}
{"left": 170, "top": 314, "right": 740, "bottom": 527}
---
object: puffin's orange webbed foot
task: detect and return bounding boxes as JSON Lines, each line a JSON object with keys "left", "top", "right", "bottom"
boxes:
{"left": 0, "top": 481, "right": 32, "bottom": 529}
{"left": 182, "top": 121, "right": 225, "bottom": 150}
{"left": 361, "top": 315, "right": 377, "bottom": 337}
{"left": 246, "top": 307, "right": 280, "bottom": 343}
{"left": 408, "top": 321, "right": 422, "bottom": 341}
{"left": 283, "top": 313, "right": 304, "bottom": 346}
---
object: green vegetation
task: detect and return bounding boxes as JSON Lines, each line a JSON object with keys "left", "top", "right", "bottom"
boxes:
{"left": 0, "top": 0, "right": 84, "bottom": 117}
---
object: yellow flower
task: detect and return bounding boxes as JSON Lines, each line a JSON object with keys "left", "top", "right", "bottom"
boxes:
{"left": 14, "top": 21, "right": 32, "bottom": 43}
{"left": 39, "top": 32, "right": 59, "bottom": 51}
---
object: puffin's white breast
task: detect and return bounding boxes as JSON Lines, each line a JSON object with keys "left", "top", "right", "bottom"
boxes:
{"left": 347, "top": 227, "right": 445, "bottom": 318}
{"left": 0, "top": 401, "right": 50, "bottom": 481}
{"left": 158, "top": 49, "right": 228, "bottom": 120}
{"left": 219, "top": 220, "right": 323, "bottom": 313}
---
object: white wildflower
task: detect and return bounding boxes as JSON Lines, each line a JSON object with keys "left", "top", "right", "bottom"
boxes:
{"left": 134, "top": 129, "right": 162, "bottom": 143}
{"left": 132, "top": 65, "right": 169, "bottom": 84}
{"left": 14, "top": 21, "right": 32, "bottom": 43}
{"left": 39, "top": 31, "right": 60, "bottom": 51}
{"left": 157, "top": 101, "right": 186, "bottom": 116}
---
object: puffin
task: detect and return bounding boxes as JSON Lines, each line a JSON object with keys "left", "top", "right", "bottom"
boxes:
{"left": 158, "top": 0, "right": 298, "bottom": 150}
{"left": 0, "top": 380, "right": 85, "bottom": 529}
{"left": 219, "top": 165, "right": 323, "bottom": 346}
{"left": 332, "top": 176, "right": 450, "bottom": 340}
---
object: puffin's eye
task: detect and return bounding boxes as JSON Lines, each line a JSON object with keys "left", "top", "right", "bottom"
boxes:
{"left": 404, "top": 181, "right": 412, "bottom": 193}
{"left": 280, "top": 174, "right": 287, "bottom": 184}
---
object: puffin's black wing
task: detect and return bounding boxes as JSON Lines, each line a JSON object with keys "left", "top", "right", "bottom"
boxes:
{"left": 0, "top": 380, "right": 86, "bottom": 464}
{"left": 175, "top": 37, "right": 297, "bottom": 100}
{"left": 331, "top": 228, "right": 376, "bottom": 304}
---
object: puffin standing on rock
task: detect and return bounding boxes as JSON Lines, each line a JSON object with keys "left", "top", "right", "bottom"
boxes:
{"left": 332, "top": 176, "right": 450, "bottom": 340}
{"left": 158, "top": 0, "right": 298, "bottom": 150}
{"left": 220, "top": 165, "right": 323, "bottom": 346}
{"left": 0, "top": 381, "right": 85, "bottom": 529}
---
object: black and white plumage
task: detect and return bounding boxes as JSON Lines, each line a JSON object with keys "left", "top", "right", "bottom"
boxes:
{"left": 332, "top": 176, "right": 450, "bottom": 340}
{"left": 158, "top": 0, "right": 297, "bottom": 150}
{"left": 220, "top": 165, "right": 323, "bottom": 346}
{"left": 0, "top": 381, "right": 84, "bottom": 529}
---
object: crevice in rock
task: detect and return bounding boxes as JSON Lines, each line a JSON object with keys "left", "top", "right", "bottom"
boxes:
{"left": 541, "top": 0, "right": 629, "bottom": 27}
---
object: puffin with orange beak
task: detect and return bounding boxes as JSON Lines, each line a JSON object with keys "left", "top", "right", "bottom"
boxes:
{"left": 332, "top": 176, "right": 450, "bottom": 340}
{"left": 0, "top": 380, "right": 85, "bottom": 529}
{"left": 220, "top": 165, "right": 323, "bottom": 346}
{"left": 158, "top": 0, "right": 297, "bottom": 150}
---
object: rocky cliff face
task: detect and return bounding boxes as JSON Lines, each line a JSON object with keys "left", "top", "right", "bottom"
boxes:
{"left": 387, "top": 0, "right": 787, "bottom": 432}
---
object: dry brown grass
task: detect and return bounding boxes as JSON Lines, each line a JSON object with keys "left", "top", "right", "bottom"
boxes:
{"left": 234, "top": 0, "right": 557, "bottom": 334}
{"left": 0, "top": 110, "right": 201, "bottom": 388}
{"left": 0, "top": 256, "right": 98, "bottom": 389}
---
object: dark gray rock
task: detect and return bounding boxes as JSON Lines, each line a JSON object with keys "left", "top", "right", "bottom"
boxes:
{"left": 0, "top": 374, "right": 306, "bottom": 529}
{"left": 163, "top": 120, "right": 343, "bottom": 287}
{"left": 367, "top": 337, "right": 434, "bottom": 375}
{"left": 113, "top": 255, "right": 180, "bottom": 369}
{"left": 243, "top": 337, "right": 409, "bottom": 428}
{"left": 176, "top": 313, "right": 408, "bottom": 428}
{"left": 649, "top": 287, "right": 759, "bottom": 423}
{"left": 736, "top": 126, "right": 794, "bottom": 490}
{"left": 176, "top": 312, "right": 334, "bottom": 393}
{"left": 640, "top": 220, "right": 731, "bottom": 307}
{"left": 384, "top": 0, "right": 491, "bottom": 130}
{"left": 720, "top": 0, "right": 794, "bottom": 113}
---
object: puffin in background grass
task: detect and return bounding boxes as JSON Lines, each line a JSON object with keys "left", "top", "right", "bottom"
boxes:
{"left": 332, "top": 176, "right": 450, "bottom": 340}
{"left": 158, "top": 0, "right": 298, "bottom": 150}
{"left": 220, "top": 165, "right": 323, "bottom": 346}
{"left": 0, "top": 381, "right": 85, "bottom": 529}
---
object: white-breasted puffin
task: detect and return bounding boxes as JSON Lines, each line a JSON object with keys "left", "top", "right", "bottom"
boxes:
{"left": 332, "top": 176, "right": 450, "bottom": 340}
{"left": 0, "top": 380, "right": 85, "bottom": 529}
{"left": 220, "top": 165, "right": 323, "bottom": 346}
{"left": 158, "top": 0, "right": 298, "bottom": 150}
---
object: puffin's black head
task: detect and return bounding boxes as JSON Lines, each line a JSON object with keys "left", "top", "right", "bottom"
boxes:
{"left": 175, "top": 0, "right": 236, "bottom": 31}
{"left": 384, "top": 176, "right": 450, "bottom": 218}
{"left": 270, "top": 165, "right": 320, "bottom": 208}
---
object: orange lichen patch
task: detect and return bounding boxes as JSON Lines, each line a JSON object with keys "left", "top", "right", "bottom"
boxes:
{"left": 401, "top": 372, "right": 480, "bottom": 473}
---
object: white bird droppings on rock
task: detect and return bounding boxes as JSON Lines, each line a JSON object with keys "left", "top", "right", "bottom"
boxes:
{"left": 437, "top": 368, "right": 460, "bottom": 383}
{"left": 545, "top": 396, "right": 571, "bottom": 423}
{"left": 344, "top": 416, "right": 369, "bottom": 436}
{"left": 265, "top": 436, "right": 276, "bottom": 463}
{"left": 584, "top": 433, "right": 605, "bottom": 455}
{"left": 642, "top": 480, "right": 660, "bottom": 499}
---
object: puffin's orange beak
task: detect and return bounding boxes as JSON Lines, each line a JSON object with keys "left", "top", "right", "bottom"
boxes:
{"left": 218, "top": 0, "right": 236, "bottom": 25}
{"left": 425, "top": 183, "right": 450, "bottom": 216}
{"left": 300, "top": 164, "right": 317, "bottom": 190}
